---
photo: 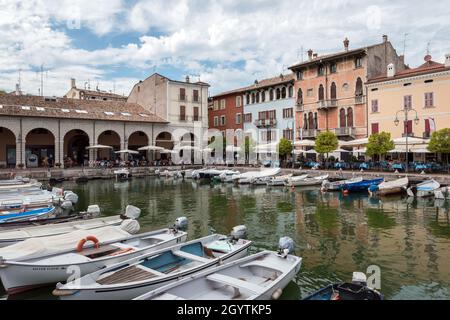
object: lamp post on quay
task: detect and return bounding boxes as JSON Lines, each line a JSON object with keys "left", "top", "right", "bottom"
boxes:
{"left": 394, "top": 108, "right": 420, "bottom": 173}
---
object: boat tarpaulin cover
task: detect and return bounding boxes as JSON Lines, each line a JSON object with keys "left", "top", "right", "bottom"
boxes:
{"left": 0, "top": 226, "right": 132, "bottom": 261}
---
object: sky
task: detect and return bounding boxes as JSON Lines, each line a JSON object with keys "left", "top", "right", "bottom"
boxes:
{"left": 0, "top": 0, "right": 449, "bottom": 97}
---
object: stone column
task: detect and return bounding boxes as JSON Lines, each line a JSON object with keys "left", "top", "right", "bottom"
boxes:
{"left": 19, "top": 137, "right": 26, "bottom": 169}
{"left": 89, "top": 149, "right": 95, "bottom": 167}
{"left": 55, "top": 138, "right": 63, "bottom": 169}
{"left": 15, "top": 136, "right": 23, "bottom": 169}
{"left": 121, "top": 137, "right": 128, "bottom": 161}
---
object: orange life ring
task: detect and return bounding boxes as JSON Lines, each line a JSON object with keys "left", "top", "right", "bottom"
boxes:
{"left": 76, "top": 236, "right": 100, "bottom": 252}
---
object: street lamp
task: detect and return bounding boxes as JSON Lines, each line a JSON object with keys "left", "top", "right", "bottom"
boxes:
{"left": 394, "top": 107, "right": 420, "bottom": 173}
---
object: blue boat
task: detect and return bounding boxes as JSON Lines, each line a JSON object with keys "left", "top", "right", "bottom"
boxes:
{"left": 0, "top": 206, "right": 56, "bottom": 224}
{"left": 342, "top": 178, "right": 384, "bottom": 193}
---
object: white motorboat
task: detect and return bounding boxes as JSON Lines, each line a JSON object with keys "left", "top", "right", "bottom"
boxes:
{"left": 0, "top": 179, "right": 43, "bottom": 194}
{"left": 113, "top": 168, "right": 131, "bottom": 181}
{"left": 407, "top": 179, "right": 440, "bottom": 198}
{"left": 0, "top": 205, "right": 140, "bottom": 247}
{"left": 285, "top": 175, "right": 329, "bottom": 187}
{"left": 237, "top": 168, "right": 281, "bottom": 185}
{"left": 134, "top": 250, "right": 302, "bottom": 301}
{"left": 368, "top": 177, "right": 409, "bottom": 196}
{"left": 0, "top": 216, "right": 188, "bottom": 294}
{"left": 53, "top": 229, "right": 252, "bottom": 300}
{"left": 434, "top": 186, "right": 450, "bottom": 200}
{"left": 283, "top": 174, "right": 308, "bottom": 187}
{"left": 217, "top": 170, "right": 240, "bottom": 182}
{"left": 321, "top": 177, "right": 363, "bottom": 192}
{"left": 266, "top": 174, "right": 293, "bottom": 186}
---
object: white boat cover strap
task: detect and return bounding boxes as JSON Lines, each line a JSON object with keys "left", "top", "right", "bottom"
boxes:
{"left": 0, "top": 226, "right": 132, "bottom": 261}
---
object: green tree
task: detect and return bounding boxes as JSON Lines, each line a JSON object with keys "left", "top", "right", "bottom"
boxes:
{"left": 366, "top": 132, "right": 394, "bottom": 162}
{"left": 428, "top": 128, "right": 450, "bottom": 172}
{"left": 278, "top": 138, "right": 293, "bottom": 162}
{"left": 315, "top": 131, "right": 339, "bottom": 158}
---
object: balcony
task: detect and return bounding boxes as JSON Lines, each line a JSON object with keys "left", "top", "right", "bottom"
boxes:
{"left": 334, "top": 127, "right": 355, "bottom": 138}
{"left": 301, "top": 129, "right": 320, "bottom": 138}
{"left": 254, "top": 118, "right": 277, "bottom": 128}
{"left": 296, "top": 100, "right": 304, "bottom": 112}
{"left": 402, "top": 133, "right": 415, "bottom": 138}
{"left": 423, "top": 132, "right": 431, "bottom": 139}
{"left": 317, "top": 99, "right": 338, "bottom": 109}
{"left": 355, "top": 96, "right": 364, "bottom": 104}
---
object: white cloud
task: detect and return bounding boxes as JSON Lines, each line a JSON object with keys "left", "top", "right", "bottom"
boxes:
{"left": 0, "top": 0, "right": 449, "bottom": 96}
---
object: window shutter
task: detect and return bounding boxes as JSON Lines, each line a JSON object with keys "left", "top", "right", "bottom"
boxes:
{"left": 425, "top": 119, "right": 430, "bottom": 133}
{"left": 371, "top": 123, "right": 379, "bottom": 134}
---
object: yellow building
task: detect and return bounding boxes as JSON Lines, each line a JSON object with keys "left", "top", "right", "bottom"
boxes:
{"left": 367, "top": 53, "right": 450, "bottom": 160}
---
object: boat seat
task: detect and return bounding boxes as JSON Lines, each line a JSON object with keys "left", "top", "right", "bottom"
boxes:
{"left": 172, "top": 250, "right": 211, "bottom": 263}
{"left": 206, "top": 273, "right": 265, "bottom": 294}
{"left": 153, "top": 293, "right": 186, "bottom": 300}
{"left": 241, "top": 260, "right": 283, "bottom": 273}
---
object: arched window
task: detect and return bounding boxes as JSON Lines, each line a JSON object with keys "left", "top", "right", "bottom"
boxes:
{"left": 288, "top": 86, "right": 293, "bottom": 98}
{"left": 308, "top": 112, "right": 314, "bottom": 129}
{"left": 269, "top": 89, "right": 274, "bottom": 101}
{"left": 339, "top": 108, "right": 346, "bottom": 128}
{"left": 281, "top": 87, "right": 287, "bottom": 99}
{"left": 347, "top": 108, "right": 353, "bottom": 128}
{"left": 255, "top": 92, "right": 260, "bottom": 103}
{"left": 251, "top": 93, "right": 256, "bottom": 104}
{"left": 246, "top": 94, "right": 250, "bottom": 105}
{"left": 314, "top": 112, "right": 318, "bottom": 129}
{"left": 331, "top": 82, "right": 337, "bottom": 100}
{"left": 261, "top": 91, "right": 266, "bottom": 102}
{"left": 297, "top": 88, "right": 303, "bottom": 104}
{"left": 276, "top": 88, "right": 281, "bottom": 100}
{"left": 355, "top": 78, "right": 363, "bottom": 96}
{"left": 318, "top": 84, "right": 324, "bottom": 101}
{"left": 303, "top": 114, "right": 308, "bottom": 129}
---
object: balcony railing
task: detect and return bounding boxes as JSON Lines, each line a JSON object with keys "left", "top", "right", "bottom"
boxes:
{"left": 355, "top": 96, "right": 364, "bottom": 104}
{"left": 254, "top": 119, "right": 277, "bottom": 128}
{"left": 301, "top": 129, "right": 320, "bottom": 138}
{"left": 334, "top": 127, "right": 355, "bottom": 137}
{"left": 296, "top": 100, "right": 304, "bottom": 112}
{"left": 423, "top": 132, "right": 431, "bottom": 139}
{"left": 402, "top": 133, "right": 414, "bottom": 138}
{"left": 318, "top": 99, "right": 338, "bottom": 109}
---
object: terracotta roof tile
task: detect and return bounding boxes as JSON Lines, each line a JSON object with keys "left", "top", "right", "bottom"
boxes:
{"left": 0, "top": 95, "right": 167, "bottom": 123}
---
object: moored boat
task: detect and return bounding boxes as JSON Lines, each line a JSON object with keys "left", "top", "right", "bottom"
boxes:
{"left": 342, "top": 178, "right": 384, "bottom": 193}
{"left": 133, "top": 250, "right": 302, "bottom": 301}
{"left": 285, "top": 175, "right": 327, "bottom": 187}
{"left": 407, "top": 179, "right": 440, "bottom": 198}
{"left": 0, "top": 216, "right": 188, "bottom": 294}
{"left": 303, "top": 272, "right": 383, "bottom": 300}
{"left": 434, "top": 186, "right": 450, "bottom": 200}
{"left": 236, "top": 168, "right": 281, "bottom": 185}
{"left": 321, "top": 177, "right": 363, "bottom": 192}
{"left": 368, "top": 177, "right": 409, "bottom": 196}
{"left": 266, "top": 174, "right": 293, "bottom": 186}
{"left": 0, "top": 206, "right": 56, "bottom": 224}
{"left": 53, "top": 227, "right": 252, "bottom": 300}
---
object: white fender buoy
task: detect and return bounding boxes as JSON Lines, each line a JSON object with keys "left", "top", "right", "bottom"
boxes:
{"left": 271, "top": 288, "right": 283, "bottom": 300}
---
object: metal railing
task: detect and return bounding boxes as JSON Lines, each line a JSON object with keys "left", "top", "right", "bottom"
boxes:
{"left": 334, "top": 127, "right": 355, "bottom": 137}
{"left": 254, "top": 119, "right": 277, "bottom": 127}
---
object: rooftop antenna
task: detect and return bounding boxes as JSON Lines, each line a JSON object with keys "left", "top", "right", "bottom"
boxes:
{"left": 426, "top": 41, "right": 431, "bottom": 56}
{"left": 18, "top": 69, "right": 22, "bottom": 92}
{"left": 297, "top": 46, "right": 304, "bottom": 62}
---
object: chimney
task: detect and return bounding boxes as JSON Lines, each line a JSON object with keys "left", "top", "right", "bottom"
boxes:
{"left": 445, "top": 54, "right": 450, "bottom": 67}
{"left": 387, "top": 63, "right": 395, "bottom": 77}
{"left": 307, "top": 49, "right": 313, "bottom": 61}
{"left": 71, "top": 78, "right": 76, "bottom": 89}
{"left": 313, "top": 53, "right": 318, "bottom": 59}
{"left": 343, "top": 37, "right": 349, "bottom": 51}
{"left": 383, "top": 35, "right": 388, "bottom": 43}
{"left": 15, "top": 83, "right": 21, "bottom": 96}
{"left": 185, "top": 76, "right": 190, "bottom": 83}
{"left": 399, "top": 55, "right": 405, "bottom": 65}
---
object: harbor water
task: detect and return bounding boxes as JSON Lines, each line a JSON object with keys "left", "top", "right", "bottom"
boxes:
{"left": 2, "top": 176, "right": 450, "bottom": 300}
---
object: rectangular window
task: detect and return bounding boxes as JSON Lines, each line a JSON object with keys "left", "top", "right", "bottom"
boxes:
{"left": 307, "top": 89, "right": 313, "bottom": 97}
{"left": 213, "top": 100, "right": 219, "bottom": 110}
{"left": 179, "top": 88, "right": 186, "bottom": 101}
{"left": 404, "top": 95, "right": 412, "bottom": 110}
{"left": 425, "top": 92, "right": 434, "bottom": 108}
{"left": 296, "top": 71, "right": 303, "bottom": 80}
{"left": 236, "top": 113, "right": 242, "bottom": 124}
{"left": 283, "top": 129, "right": 294, "bottom": 140}
{"left": 318, "top": 65, "right": 325, "bottom": 76}
{"left": 283, "top": 108, "right": 294, "bottom": 119}
{"left": 220, "top": 99, "right": 226, "bottom": 110}
{"left": 371, "top": 99, "right": 379, "bottom": 113}
{"left": 236, "top": 96, "right": 242, "bottom": 107}
{"left": 355, "top": 57, "right": 362, "bottom": 68}
{"left": 259, "top": 111, "right": 267, "bottom": 120}
{"left": 193, "top": 107, "right": 199, "bottom": 121}
{"left": 244, "top": 113, "right": 252, "bottom": 123}
{"left": 268, "top": 110, "right": 276, "bottom": 119}
{"left": 179, "top": 106, "right": 186, "bottom": 121}
{"left": 330, "top": 63, "right": 337, "bottom": 74}
{"left": 193, "top": 90, "right": 199, "bottom": 102}
{"left": 404, "top": 120, "right": 413, "bottom": 134}
{"left": 263, "top": 130, "right": 273, "bottom": 142}
{"left": 220, "top": 115, "right": 226, "bottom": 126}
{"left": 213, "top": 116, "right": 219, "bottom": 127}
{"left": 371, "top": 123, "right": 379, "bottom": 134}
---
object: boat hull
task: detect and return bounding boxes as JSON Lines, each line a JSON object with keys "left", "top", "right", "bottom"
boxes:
{"left": 57, "top": 246, "right": 249, "bottom": 300}
{"left": 342, "top": 179, "right": 384, "bottom": 193}
{"left": 0, "top": 233, "right": 187, "bottom": 294}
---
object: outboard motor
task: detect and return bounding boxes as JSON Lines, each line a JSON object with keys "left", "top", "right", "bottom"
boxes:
{"left": 86, "top": 205, "right": 101, "bottom": 217}
{"left": 120, "top": 219, "right": 141, "bottom": 234}
{"left": 60, "top": 200, "right": 73, "bottom": 211}
{"left": 230, "top": 225, "right": 248, "bottom": 241}
{"left": 174, "top": 217, "right": 188, "bottom": 230}
{"left": 123, "top": 205, "right": 141, "bottom": 220}
{"left": 278, "top": 236, "right": 295, "bottom": 258}
{"left": 352, "top": 272, "right": 368, "bottom": 287}
{"left": 64, "top": 191, "right": 79, "bottom": 205}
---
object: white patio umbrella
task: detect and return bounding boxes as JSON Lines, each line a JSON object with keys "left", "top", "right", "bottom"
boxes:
{"left": 388, "top": 147, "right": 408, "bottom": 153}
{"left": 86, "top": 144, "right": 113, "bottom": 150}
{"left": 305, "top": 149, "right": 318, "bottom": 154}
{"left": 292, "top": 149, "right": 305, "bottom": 155}
{"left": 340, "top": 138, "right": 369, "bottom": 147}
{"left": 175, "top": 146, "right": 201, "bottom": 151}
{"left": 226, "top": 146, "right": 241, "bottom": 152}
{"left": 352, "top": 148, "right": 367, "bottom": 153}
{"left": 411, "top": 148, "right": 431, "bottom": 153}
{"left": 393, "top": 137, "right": 429, "bottom": 145}
{"left": 115, "top": 149, "right": 140, "bottom": 155}
{"left": 138, "top": 146, "right": 164, "bottom": 151}
{"left": 294, "top": 139, "right": 316, "bottom": 147}
{"left": 333, "top": 148, "right": 350, "bottom": 153}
